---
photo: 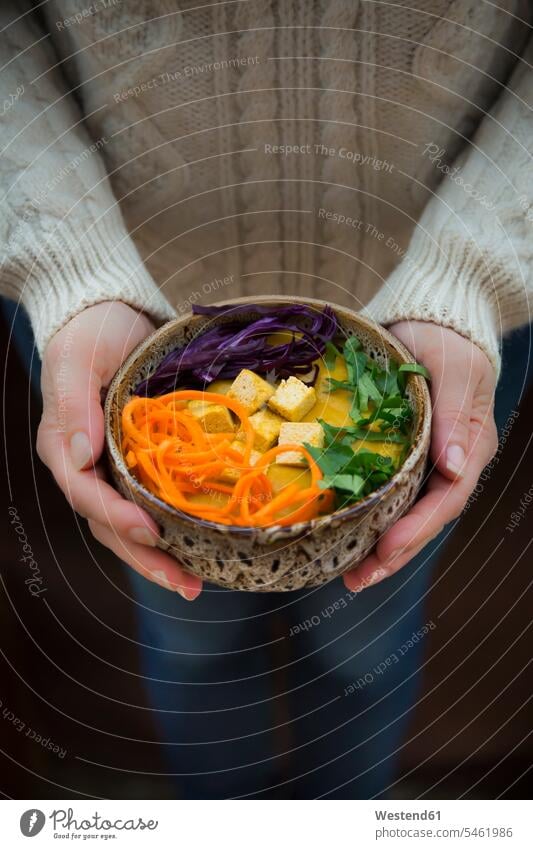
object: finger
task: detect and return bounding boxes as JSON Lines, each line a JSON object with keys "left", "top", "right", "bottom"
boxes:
{"left": 41, "top": 340, "right": 105, "bottom": 472}
{"left": 344, "top": 449, "right": 489, "bottom": 593}
{"left": 430, "top": 366, "right": 476, "bottom": 481}
{"left": 344, "top": 400, "right": 500, "bottom": 593}
{"left": 39, "top": 434, "right": 163, "bottom": 545}
{"left": 88, "top": 519, "right": 202, "bottom": 600}
{"left": 343, "top": 473, "right": 450, "bottom": 591}
{"left": 41, "top": 304, "right": 154, "bottom": 473}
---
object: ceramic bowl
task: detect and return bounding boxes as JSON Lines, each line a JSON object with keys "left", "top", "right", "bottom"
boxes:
{"left": 104, "top": 296, "right": 431, "bottom": 591}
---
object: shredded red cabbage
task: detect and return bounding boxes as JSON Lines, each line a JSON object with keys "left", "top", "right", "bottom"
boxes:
{"left": 136, "top": 303, "right": 338, "bottom": 396}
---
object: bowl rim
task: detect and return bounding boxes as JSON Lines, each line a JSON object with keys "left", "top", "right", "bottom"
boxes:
{"left": 104, "top": 295, "right": 432, "bottom": 537}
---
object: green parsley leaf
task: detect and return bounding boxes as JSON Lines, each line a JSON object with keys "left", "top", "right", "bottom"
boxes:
{"left": 374, "top": 363, "right": 400, "bottom": 397}
{"left": 358, "top": 371, "right": 382, "bottom": 403}
{"left": 324, "top": 341, "right": 342, "bottom": 370}
{"left": 304, "top": 442, "right": 354, "bottom": 476}
{"left": 349, "top": 390, "right": 361, "bottom": 423}
{"left": 319, "top": 472, "right": 365, "bottom": 495}
{"left": 326, "top": 378, "right": 354, "bottom": 392}
{"left": 398, "top": 362, "right": 431, "bottom": 380}
{"left": 317, "top": 418, "right": 407, "bottom": 445}
{"left": 343, "top": 336, "right": 366, "bottom": 384}
{"left": 308, "top": 332, "right": 425, "bottom": 506}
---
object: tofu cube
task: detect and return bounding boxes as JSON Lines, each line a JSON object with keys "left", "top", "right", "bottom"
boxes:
{"left": 218, "top": 441, "right": 264, "bottom": 484}
{"left": 276, "top": 422, "right": 324, "bottom": 466}
{"left": 227, "top": 369, "right": 274, "bottom": 415}
{"left": 236, "top": 408, "right": 284, "bottom": 452}
{"left": 268, "top": 376, "right": 316, "bottom": 422}
{"left": 188, "top": 400, "right": 234, "bottom": 433}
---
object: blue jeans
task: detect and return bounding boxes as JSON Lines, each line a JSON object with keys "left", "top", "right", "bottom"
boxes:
{"left": 128, "top": 556, "right": 435, "bottom": 798}
{"left": 4, "top": 298, "right": 531, "bottom": 798}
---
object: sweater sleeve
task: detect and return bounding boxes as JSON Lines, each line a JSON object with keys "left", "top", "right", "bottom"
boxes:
{"left": 362, "top": 34, "right": 533, "bottom": 376}
{"left": 0, "top": 3, "right": 176, "bottom": 355}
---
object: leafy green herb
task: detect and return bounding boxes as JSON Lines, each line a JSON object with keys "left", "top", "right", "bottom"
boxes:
{"left": 309, "top": 335, "right": 429, "bottom": 506}
{"left": 349, "top": 392, "right": 362, "bottom": 424}
{"left": 398, "top": 362, "right": 431, "bottom": 379}
{"left": 357, "top": 371, "right": 382, "bottom": 411}
{"left": 342, "top": 337, "right": 367, "bottom": 401}
{"left": 318, "top": 474, "right": 366, "bottom": 506}
{"left": 305, "top": 441, "right": 354, "bottom": 476}
{"left": 318, "top": 418, "right": 408, "bottom": 445}
{"left": 305, "top": 442, "right": 399, "bottom": 507}
{"left": 326, "top": 378, "right": 354, "bottom": 392}
{"left": 324, "top": 341, "right": 342, "bottom": 370}
{"left": 374, "top": 360, "right": 401, "bottom": 397}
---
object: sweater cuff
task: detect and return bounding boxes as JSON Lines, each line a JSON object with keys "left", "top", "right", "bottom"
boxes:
{"left": 361, "top": 236, "right": 503, "bottom": 377}
{"left": 5, "top": 214, "right": 176, "bottom": 355}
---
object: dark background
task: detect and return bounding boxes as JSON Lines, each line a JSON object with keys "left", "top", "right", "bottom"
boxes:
{"left": 1, "top": 311, "right": 531, "bottom": 800}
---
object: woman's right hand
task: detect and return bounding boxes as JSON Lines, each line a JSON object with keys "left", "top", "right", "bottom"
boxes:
{"left": 37, "top": 301, "right": 202, "bottom": 600}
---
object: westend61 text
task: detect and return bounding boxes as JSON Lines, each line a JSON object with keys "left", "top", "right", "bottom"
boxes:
{"left": 375, "top": 810, "right": 441, "bottom": 820}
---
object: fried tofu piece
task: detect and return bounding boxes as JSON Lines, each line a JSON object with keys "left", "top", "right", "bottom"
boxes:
{"left": 236, "top": 408, "right": 284, "bottom": 452}
{"left": 276, "top": 421, "right": 324, "bottom": 466}
{"left": 188, "top": 400, "right": 234, "bottom": 433}
{"left": 218, "top": 441, "right": 264, "bottom": 484}
{"left": 206, "top": 379, "right": 232, "bottom": 395}
{"left": 227, "top": 369, "right": 275, "bottom": 415}
{"left": 268, "top": 376, "right": 316, "bottom": 422}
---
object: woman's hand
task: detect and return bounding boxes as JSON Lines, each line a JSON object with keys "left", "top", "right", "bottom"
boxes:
{"left": 37, "top": 301, "right": 202, "bottom": 600}
{"left": 343, "top": 321, "right": 498, "bottom": 592}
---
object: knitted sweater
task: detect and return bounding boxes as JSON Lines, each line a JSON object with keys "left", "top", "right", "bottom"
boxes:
{"left": 1, "top": 1, "right": 532, "bottom": 374}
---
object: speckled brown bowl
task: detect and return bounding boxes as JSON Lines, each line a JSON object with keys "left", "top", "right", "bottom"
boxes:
{"left": 105, "top": 296, "right": 431, "bottom": 591}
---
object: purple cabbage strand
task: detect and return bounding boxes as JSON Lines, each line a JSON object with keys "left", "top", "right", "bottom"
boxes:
{"left": 136, "top": 303, "right": 338, "bottom": 396}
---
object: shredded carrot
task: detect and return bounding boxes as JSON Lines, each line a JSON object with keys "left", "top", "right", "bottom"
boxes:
{"left": 121, "top": 390, "right": 332, "bottom": 527}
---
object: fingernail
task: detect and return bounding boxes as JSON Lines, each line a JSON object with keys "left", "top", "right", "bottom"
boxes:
{"left": 446, "top": 444, "right": 466, "bottom": 477}
{"left": 129, "top": 526, "right": 158, "bottom": 547}
{"left": 359, "top": 567, "right": 388, "bottom": 589}
{"left": 368, "top": 567, "right": 388, "bottom": 585}
{"left": 383, "top": 548, "right": 403, "bottom": 567}
{"left": 348, "top": 566, "right": 388, "bottom": 595}
{"left": 69, "top": 431, "right": 92, "bottom": 471}
{"left": 181, "top": 586, "right": 201, "bottom": 601}
{"left": 151, "top": 569, "right": 175, "bottom": 591}
{"left": 385, "top": 539, "right": 428, "bottom": 569}
{"left": 151, "top": 570, "right": 198, "bottom": 600}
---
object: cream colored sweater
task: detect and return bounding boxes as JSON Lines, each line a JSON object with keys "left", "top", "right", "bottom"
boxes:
{"left": 1, "top": 1, "right": 533, "bottom": 374}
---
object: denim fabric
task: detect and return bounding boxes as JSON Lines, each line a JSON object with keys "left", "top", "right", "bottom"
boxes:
{"left": 127, "top": 550, "right": 436, "bottom": 798}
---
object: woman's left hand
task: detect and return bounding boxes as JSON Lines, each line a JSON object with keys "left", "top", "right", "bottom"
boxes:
{"left": 343, "top": 321, "right": 499, "bottom": 592}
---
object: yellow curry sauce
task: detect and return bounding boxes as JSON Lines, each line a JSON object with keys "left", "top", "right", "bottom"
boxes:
{"left": 186, "top": 349, "right": 404, "bottom": 510}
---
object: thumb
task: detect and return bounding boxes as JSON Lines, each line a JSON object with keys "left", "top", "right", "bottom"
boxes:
{"left": 66, "top": 367, "right": 104, "bottom": 471}
{"left": 44, "top": 333, "right": 105, "bottom": 472}
{"left": 43, "top": 303, "right": 155, "bottom": 474}
{"left": 430, "top": 373, "right": 475, "bottom": 481}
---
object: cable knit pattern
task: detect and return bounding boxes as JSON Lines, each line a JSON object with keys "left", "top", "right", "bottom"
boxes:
{"left": 233, "top": 0, "right": 282, "bottom": 294}
{"left": 362, "top": 27, "right": 533, "bottom": 376}
{"left": 0, "top": 4, "right": 176, "bottom": 353}
{"left": 317, "top": 1, "right": 363, "bottom": 300}
{"left": 0, "top": 0, "right": 532, "bottom": 368}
